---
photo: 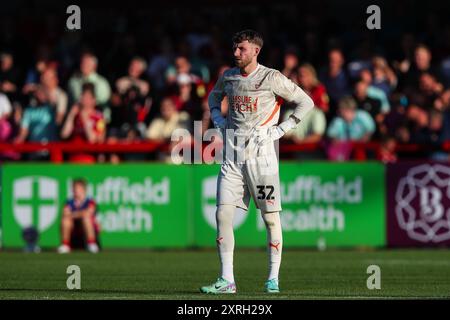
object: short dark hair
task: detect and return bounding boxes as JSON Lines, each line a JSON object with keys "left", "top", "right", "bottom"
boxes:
{"left": 73, "top": 178, "right": 88, "bottom": 189}
{"left": 232, "top": 29, "right": 263, "bottom": 48}
{"left": 82, "top": 82, "right": 96, "bottom": 97}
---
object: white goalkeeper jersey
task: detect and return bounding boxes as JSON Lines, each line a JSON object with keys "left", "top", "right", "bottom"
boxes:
{"left": 208, "top": 63, "right": 314, "bottom": 162}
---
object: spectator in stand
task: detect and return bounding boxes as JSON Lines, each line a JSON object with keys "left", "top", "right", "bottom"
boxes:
{"left": 115, "top": 57, "right": 150, "bottom": 97}
{"left": 353, "top": 80, "right": 383, "bottom": 138}
{"left": 282, "top": 105, "right": 327, "bottom": 159}
{"left": 147, "top": 97, "right": 191, "bottom": 162}
{"left": 371, "top": 56, "right": 397, "bottom": 96}
{"left": 147, "top": 37, "right": 174, "bottom": 92}
{"left": 0, "top": 91, "right": 12, "bottom": 140}
{"left": 405, "top": 104, "right": 429, "bottom": 144}
{"left": 165, "top": 55, "right": 202, "bottom": 87}
{"left": 0, "top": 52, "right": 22, "bottom": 103}
{"left": 282, "top": 106, "right": 326, "bottom": 144}
{"left": 14, "top": 86, "right": 57, "bottom": 159}
{"left": 411, "top": 73, "right": 444, "bottom": 110}
{"left": 172, "top": 73, "right": 202, "bottom": 124}
{"left": 412, "top": 109, "right": 443, "bottom": 144}
{"left": 61, "top": 83, "right": 106, "bottom": 163}
{"left": 106, "top": 85, "right": 152, "bottom": 163}
{"left": 0, "top": 91, "right": 19, "bottom": 160}
{"left": 359, "top": 69, "right": 391, "bottom": 113}
{"left": 22, "top": 58, "right": 50, "bottom": 96}
{"left": 412, "top": 109, "right": 448, "bottom": 161}
{"left": 117, "top": 85, "right": 150, "bottom": 138}
{"left": 328, "top": 96, "right": 375, "bottom": 141}
{"left": 41, "top": 67, "right": 68, "bottom": 126}
{"left": 401, "top": 44, "right": 441, "bottom": 92}
{"left": 281, "top": 52, "right": 299, "bottom": 82}
{"left": 297, "top": 63, "right": 330, "bottom": 114}
{"left": 106, "top": 90, "right": 124, "bottom": 138}
{"left": 326, "top": 96, "right": 375, "bottom": 160}
{"left": 68, "top": 53, "right": 111, "bottom": 106}
{"left": 377, "top": 136, "right": 398, "bottom": 163}
{"left": 434, "top": 89, "right": 450, "bottom": 112}
{"left": 440, "top": 109, "right": 450, "bottom": 160}
{"left": 381, "top": 93, "right": 409, "bottom": 139}
{"left": 147, "top": 97, "right": 190, "bottom": 141}
{"left": 111, "top": 57, "right": 152, "bottom": 144}
{"left": 319, "top": 49, "right": 350, "bottom": 114}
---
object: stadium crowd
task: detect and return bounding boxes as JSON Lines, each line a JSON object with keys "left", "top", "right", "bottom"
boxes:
{"left": 1, "top": 1, "right": 450, "bottom": 162}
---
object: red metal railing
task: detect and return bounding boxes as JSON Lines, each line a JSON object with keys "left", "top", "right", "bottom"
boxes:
{"left": 279, "top": 141, "right": 445, "bottom": 161}
{"left": 0, "top": 140, "right": 449, "bottom": 163}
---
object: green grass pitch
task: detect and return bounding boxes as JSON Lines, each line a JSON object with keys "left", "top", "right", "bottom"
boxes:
{"left": 0, "top": 249, "right": 449, "bottom": 299}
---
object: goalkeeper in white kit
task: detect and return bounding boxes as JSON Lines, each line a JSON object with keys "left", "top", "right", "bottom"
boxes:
{"left": 200, "top": 30, "right": 314, "bottom": 294}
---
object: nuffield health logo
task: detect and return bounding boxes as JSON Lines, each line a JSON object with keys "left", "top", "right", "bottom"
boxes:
{"left": 13, "top": 176, "right": 59, "bottom": 232}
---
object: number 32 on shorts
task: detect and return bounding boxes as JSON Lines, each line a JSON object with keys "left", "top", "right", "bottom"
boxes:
{"left": 256, "top": 185, "right": 275, "bottom": 200}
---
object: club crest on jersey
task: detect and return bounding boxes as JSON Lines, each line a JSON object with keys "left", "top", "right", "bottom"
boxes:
{"left": 231, "top": 95, "right": 258, "bottom": 112}
{"left": 254, "top": 79, "right": 265, "bottom": 89}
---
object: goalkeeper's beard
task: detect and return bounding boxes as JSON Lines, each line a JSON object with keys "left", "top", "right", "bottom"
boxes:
{"left": 235, "top": 57, "right": 252, "bottom": 69}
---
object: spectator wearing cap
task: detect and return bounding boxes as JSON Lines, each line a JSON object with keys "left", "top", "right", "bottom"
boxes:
{"left": 68, "top": 53, "right": 111, "bottom": 106}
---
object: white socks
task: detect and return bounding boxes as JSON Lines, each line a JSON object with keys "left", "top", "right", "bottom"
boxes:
{"left": 262, "top": 211, "right": 283, "bottom": 280}
{"left": 215, "top": 204, "right": 236, "bottom": 283}
{"left": 215, "top": 206, "right": 283, "bottom": 283}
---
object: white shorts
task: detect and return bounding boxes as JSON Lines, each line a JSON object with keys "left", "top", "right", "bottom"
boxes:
{"left": 216, "top": 153, "right": 282, "bottom": 212}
